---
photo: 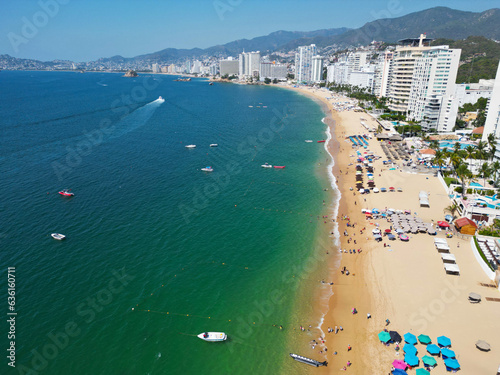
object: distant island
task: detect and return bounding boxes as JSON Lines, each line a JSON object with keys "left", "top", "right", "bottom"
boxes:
{"left": 123, "top": 70, "right": 138, "bottom": 77}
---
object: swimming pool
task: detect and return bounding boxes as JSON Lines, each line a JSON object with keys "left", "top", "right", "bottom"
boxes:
{"left": 439, "top": 141, "right": 474, "bottom": 150}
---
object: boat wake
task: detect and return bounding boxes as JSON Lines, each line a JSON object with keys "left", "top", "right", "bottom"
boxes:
{"left": 110, "top": 98, "right": 164, "bottom": 139}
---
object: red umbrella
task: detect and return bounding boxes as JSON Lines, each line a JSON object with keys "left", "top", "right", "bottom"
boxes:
{"left": 437, "top": 221, "right": 450, "bottom": 227}
{"left": 385, "top": 229, "right": 392, "bottom": 233}
{"left": 389, "top": 187, "right": 395, "bottom": 190}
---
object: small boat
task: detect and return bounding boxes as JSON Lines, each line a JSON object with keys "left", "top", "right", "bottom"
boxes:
{"left": 201, "top": 166, "right": 213, "bottom": 172}
{"left": 274, "top": 166, "right": 285, "bottom": 169}
{"left": 305, "top": 140, "right": 313, "bottom": 143}
{"left": 289, "top": 353, "right": 327, "bottom": 367}
{"left": 158, "top": 96, "right": 163, "bottom": 100}
{"left": 210, "top": 144, "right": 218, "bottom": 147}
{"left": 209, "top": 82, "right": 214, "bottom": 86}
{"left": 197, "top": 332, "right": 226, "bottom": 342}
{"left": 185, "top": 145, "right": 196, "bottom": 148}
{"left": 51, "top": 233, "right": 66, "bottom": 240}
{"left": 261, "top": 163, "right": 272, "bottom": 168}
{"left": 317, "top": 140, "right": 326, "bottom": 143}
{"left": 248, "top": 106, "right": 253, "bottom": 108}
{"left": 58, "top": 189, "right": 74, "bottom": 196}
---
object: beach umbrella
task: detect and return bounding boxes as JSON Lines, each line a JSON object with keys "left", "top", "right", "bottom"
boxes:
{"left": 392, "top": 370, "right": 407, "bottom": 375}
{"left": 404, "top": 333, "right": 417, "bottom": 345}
{"left": 437, "top": 336, "right": 451, "bottom": 347}
{"left": 372, "top": 208, "right": 380, "bottom": 214}
{"left": 389, "top": 331, "right": 402, "bottom": 343}
{"left": 426, "top": 344, "right": 440, "bottom": 355}
{"left": 441, "top": 348, "right": 455, "bottom": 358}
{"left": 392, "top": 359, "right": 407, "bottom": 370}
{"left": 416, "top": 369, "right": 430, "bottom": 375}
{"left": 404, "top": 354, "right": 419, "bottom": 367}
{"left": 403, "top": 344, "right": 417, "bottom": 355}
{"left": 418, "top": 334, "right": 432, "bottom": 344}
{"left": 437, "top": 221, "right": 450, "bottom": 228}
{"left": 444, "top": 358, "right": 460, "bottom": 369}
{"left": 378, "top": 331, "right": 391, "bottom": 343}
{"left": 385, "top": 229, "right": 392, "bottom": 233}
{"left": 476, "top": 340, "right": 491, "bottom": 351}
{"left": 421, "top": 355, "right": 437, "bottom": 367}
{"left": 445, "top": 214, "right": 453, "bottom": 222}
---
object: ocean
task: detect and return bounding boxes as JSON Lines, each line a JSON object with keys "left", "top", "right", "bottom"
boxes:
{"left": 0, "top": 71, "right": 339, "bottom": 374}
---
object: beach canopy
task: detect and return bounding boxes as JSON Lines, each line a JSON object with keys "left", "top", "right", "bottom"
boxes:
{"left": 403, "top": 344, "right": 417, "bottom": 355}
{"left": 437, "top": 221, "right": 450, "bottom": 227}
{"left": 416, "top": 369, "right": 430, "bottom": 375}
{"left": 444, "top": 358, "right": 460, "bottom": 369}
{"left": 437, "top": 336, "right": 451, "bottom": 347}
{"left": 476, "top": 340, "right": 491, "bottom": 351}
{"left": 392, "top": 370, "right": 407, "bottom": 375}
{"left": 426, "top": 344, "right": 440, "bottom": 355}
{"left": 390, "top": 331, "right": 402, "bottom": 343}
{"left": 404, "top": 333, "right": 417, "bottom": 345}
{"left": 441, "top": 348, "right": 455, "bottom": 358}
{"left": 404, "top": 354, "right": 419, "bottom": 367}
{"left": 418, "top": 334, "right": 432, "bottom": 344}
{"left": 421, "top": 355, "right": 437, "bottom": 366}
{"left": 379, "top": 331, "right": 391, "bottom": 342}
{"left": 392, "top": 359, "right": 407, "bottom": 370}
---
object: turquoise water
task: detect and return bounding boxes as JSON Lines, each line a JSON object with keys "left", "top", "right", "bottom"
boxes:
{"left": 0, "top": 71, "right": 336, "bottom": 374}
{"left": 439, "top": 141, "right": 473, "bottom": 150}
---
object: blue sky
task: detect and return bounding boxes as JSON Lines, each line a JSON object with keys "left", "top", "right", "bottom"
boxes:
{"left": 0, "top": 0, "right": 497, "bottom": 62}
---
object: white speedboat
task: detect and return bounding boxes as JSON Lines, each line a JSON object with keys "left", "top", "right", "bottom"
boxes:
{"left": 261, "top": 163, "right": 272, "bottom": 168}
{"left": 197, "top": 332, "right": 227, "bottom": 342}
{"left": 51, "top": 233, "right": 66, "bottom": 240}
{"left": 305, "top": 140, "right": 313, "bottom": 143}
{"left": 185, "top": 145, "right": 196, "bottom": 148}
{"left": 201, "top": 166, "right": 213, "bottom": 172}
{"left": 210, "top": 144, "right": 218, "bottom": 147}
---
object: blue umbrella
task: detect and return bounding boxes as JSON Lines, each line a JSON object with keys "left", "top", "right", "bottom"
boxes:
{"left": 392, "top": 369, "right": 408, "bottom": 375}
{"left": 372, "top": 208, "right": 380, "bottom": 214}
{"left": 404, "top": 332, "right": 417, "bottom": 345}
{"left": 437, "top": 335, "right": 451, "bottom": 347}
{"left": 404, "top": 354, "right": 419, "bottom": 367}
{"left": 403, "top": 344, "right": 417, "bottom": 356}
{"left": 426, "top": 344, "right": 440, "bottom": 355}
{"left": 444, "top": 358, "right": 460, "bottom": 369}
{"left": 441, "top": 348, "right": 455, "bottom": 358}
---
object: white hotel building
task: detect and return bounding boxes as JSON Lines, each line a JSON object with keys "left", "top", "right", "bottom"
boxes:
{"left": 295, "top": 44, "right": 318, "bottom": 84}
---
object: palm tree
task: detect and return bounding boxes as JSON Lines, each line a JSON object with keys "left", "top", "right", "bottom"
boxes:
{"left": 489, "top": 144, "right": 497, "bottom": 162}
{"left": 433, "top": 149, "right": 446, "bottom": 175}
{"left": 456, "top": 163, "right": 472, "bottom": 197}
{"left": 487, "top": 133, "right": 496, "bottom": 150}
{"left": 476, "top": 140, "right": 488, "bottom": 160}
{"left": 453, "top": 142, "right": 461, "bottom": 155}
{"left": 465, "top": 145, "right": 475, "bottom": 167}
{"left": 478, "top": 162, "right": 491, "bottom": 187}
{"left": 444, "top": 202, "right": 460, "bottom": 220}
{"left": 491, "top": 161, "right": 500, "bottom": 182}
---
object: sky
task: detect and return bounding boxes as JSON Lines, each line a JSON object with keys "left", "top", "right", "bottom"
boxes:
{"left": 0, "top": 0, "right": 498, "bottom": 62}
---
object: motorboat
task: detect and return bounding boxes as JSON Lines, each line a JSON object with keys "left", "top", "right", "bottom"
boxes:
{"left": 274, "top": 166, "right": 285, "bottom": 169}
{"left": 210, "top": 144, "right": 218, "bottom": 147}
{"left": 209, "top": 82, "right": 214, "bottom": 86}
{"left": 201, "top": 166, "right": 214, "bottom": 172}
{"left": 289, "top": 353, "right": 327, "bottom": 367}
{"left": 261, "top": 163, "right": 272, "bottom": 168}
{"left": 185, "top": 145, "right": 196, "bottom": 148}
{"left": 197, "top": 332, "right": 226, "bottom": 342}
{"left": 58, "top": 189, "right": 74, "bottom": 197}
{"left": 305, "top": 140, "right": 313, "bottom": 143}
{"left": 51, "top": 233, "right": 66, "bottom": 240}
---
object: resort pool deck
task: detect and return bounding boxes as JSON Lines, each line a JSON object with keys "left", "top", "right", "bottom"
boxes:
{"left": 439, "top": 141, "right": 475, "bottom": 150}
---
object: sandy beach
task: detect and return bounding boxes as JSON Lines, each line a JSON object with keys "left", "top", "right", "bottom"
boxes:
{"left": 284, "top": 85, "right": 500, "bottom": 374}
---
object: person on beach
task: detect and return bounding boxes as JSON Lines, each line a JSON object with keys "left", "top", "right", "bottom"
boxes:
{"left": 386, "top": 318, "right": 390, "bottom": 326}
{"left": 347, "top": 344, "right": 351, "bottom": 351}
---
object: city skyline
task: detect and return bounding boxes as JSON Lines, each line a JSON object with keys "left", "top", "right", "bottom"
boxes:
{"left": 1, "top": 0, "right": 498, "bottom": 62}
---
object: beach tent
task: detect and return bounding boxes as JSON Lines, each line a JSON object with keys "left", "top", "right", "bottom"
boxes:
{"left": 392, "top": 359, "right": 407, "bottom": 370}
{"left": 441, "top": 348, "right": 455, "bottom": 358}
{"left": 404, "top": 354, "right": 419, "bottom": 367}
{"left": 404, "top": 333, "right": 417, "bottom": 345}
{"left": 444, "top": 264, "right": 460, "bottom": 275}
{"left": 444, "top": 358, "right": 460, "bottom": 370}
{"left": 437, "top": 336, "right": 452, "bottom": 347}
{"left": 426, "top": 344, "right": 440, "bottom": 355}
{"left": 419, "top": 199, "right": 430, "bottom": 207}
{"left": 437, "top": 221, "right": 450, "bottom": 228}
{"left": 435, "top": 243, "right": 450, "bottom": 251}
{"left": 403, "top": 344, "right": 417, "bottom": 355}
{"left": 475, "top": 340, "right": 491, "bottom": 351}
{"left": 378, "top": 331, "right": 391, "bottom": 343}
{"left": 421, "top": 355, "right": 437, "bottom": 366}
{"left": 434, "top": 238, "right": 448, "bottom": 244}
{"left": 415, "top": 369, "right": 430, "bottom": 375}
{"left": 441, "top": 254, "right": 456, "bottom": 264}
{"left": 418, "top": 335, "right": 432, "bottom": 344}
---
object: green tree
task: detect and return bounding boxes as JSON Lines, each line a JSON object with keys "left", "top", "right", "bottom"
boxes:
{"left": 456, "top": 163, "right": 472, "bottom": 197}
{"left": 478, "top": 162, "right": 491, "bottom": 187}
{"left": 264, "top": 77, "right": 271, "bottom": 84}
{"left": 444, "top": 202, "right": 460, "bottom": 220}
